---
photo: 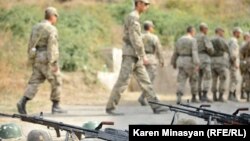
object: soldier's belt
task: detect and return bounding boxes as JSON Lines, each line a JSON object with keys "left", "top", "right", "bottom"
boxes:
{"left": 36, "top": 46, "right": 47, "bottom": 51}
{"left": 179, "top": 54, "right": 192, "bottom": 57}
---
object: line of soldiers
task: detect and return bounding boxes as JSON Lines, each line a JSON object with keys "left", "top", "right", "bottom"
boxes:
{"left": 171, "top": 23, "right": 250, "bottom": 104}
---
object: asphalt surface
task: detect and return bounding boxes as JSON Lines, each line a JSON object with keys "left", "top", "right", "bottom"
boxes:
{"left": 0, "top": 101, "right": 250, "bottom": 141}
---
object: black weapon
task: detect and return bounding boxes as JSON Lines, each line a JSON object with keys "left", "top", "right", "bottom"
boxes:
{"left": 148, "top": 101, "right": 250, "bottom": 125}
{"left": 0, "top": 113, "right": 128, "bottom": 141}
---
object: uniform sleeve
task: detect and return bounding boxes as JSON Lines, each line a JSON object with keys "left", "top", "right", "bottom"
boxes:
{"left": 27, "top": 31, "right": 34, "bottom": 54}
{"left": 47, "top": 29, "right": 59, "bottom": 64}
{"left": 128, "top": 17, "right": 145, "bottom": 58}
{"left": 228, "top": 40, "right": 238, "bottom": 65}
{"left": 170, "top": 42, "right": 178, "bottom": 67}
{"left": 192, "top": 39, "right": 200, "bottom": 66}
{"left": 204, "top": 36, "right": 214, "bottom": 55}
{"left": 154, "top": 36, "right": 164, "bottom": 65}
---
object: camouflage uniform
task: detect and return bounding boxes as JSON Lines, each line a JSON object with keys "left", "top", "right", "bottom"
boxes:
{"left": 106, "top": 10, "right": 167, "bottom": 114}
{"left": 24, "top": 20, "right": 62, "bottom": 101}
{"left": 228, "top": 37, "right": 240, "bottom": 100}
{"left": 240, "top": 41, "right": 250, "bottom": 102}
{"left": 138, "top": 31, "right": 164, "bottom": 105}
{"left": 17, "top": 7, "right": 65, "bottom": 114}
{"left": 210, "top": 35, "right": 230, "bottom": 102}
{"left": 171, "top": 34, "right": 200, "bottom": 103}
{"left": 195, "top": 32, "right": 214, "bottom": 102}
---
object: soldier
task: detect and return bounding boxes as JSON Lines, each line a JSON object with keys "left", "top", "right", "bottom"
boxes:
{"left": 16, "top": 7, "right": 66, "bottom": 114}
{"left": 210, "top": 27, "right": 230, "bottom": 102}
{"left": 138, "top": 20, "right": 165, "bottom": 106}
{"left": 171, "top": 26, "right": 200, "bottom": 104}
{"left": 228, "top": 27, "right": 242, "bottom": 102}
{"left": 105, "top": 0, "right": 168, "bottom": 115}
{"left": 195, "top": 23, "right": 214, "bottom": 102}
{"left": 240, "top": 32, "right": 250, "bottom": 99}
{"left": 240, "top": 36, "right": 250, "bottom": 102}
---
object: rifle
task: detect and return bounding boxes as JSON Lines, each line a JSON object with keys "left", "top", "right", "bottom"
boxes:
{"left": 0, "top": 113, "right": 128, "bottom": 141}
{"left": 148, "top": 101, "right": 250, "bottom": 125}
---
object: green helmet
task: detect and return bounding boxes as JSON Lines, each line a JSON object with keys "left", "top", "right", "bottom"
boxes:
{"left": 82, "top": 121, "right": 99, "bottom": 130}
{"left": 0, "top": 123, "right": 22, "bottom": 139}
{"left": 27, "top": 130, "right": 52, "bottom": 141}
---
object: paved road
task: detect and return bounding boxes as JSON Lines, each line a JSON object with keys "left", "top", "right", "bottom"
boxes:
{"left": 0, "top": 101, "right": 249, "bottom": 140}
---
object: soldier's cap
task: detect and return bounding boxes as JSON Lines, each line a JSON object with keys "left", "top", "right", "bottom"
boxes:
{"left": 45, "top": 7, "right": 59, "bottom": 17}
{"left": 215, "top": 27, "right": 224, "bottom": 32}
{"left": 144, "top": 20, "right": 154, "bottom": 27}
{"left": 199, "top": 22, "right": 208, "bottom": 29}
{"left": 135, "top": 0, "right": 150, "bottom": 4}
{"left": 233, "top": 27, "right": 243, "bottom": 33}
{"left": 243, "top": 32, "right": 250, "bottom": 37}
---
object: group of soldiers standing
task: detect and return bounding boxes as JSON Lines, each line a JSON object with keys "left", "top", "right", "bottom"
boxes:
{"left": 171, "top": 24, "right": 250, "bottom": 104}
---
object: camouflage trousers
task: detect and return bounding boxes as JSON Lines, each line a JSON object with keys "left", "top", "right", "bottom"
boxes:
{"left": 24, "top": 62, "right": 62, "bottom": 101}
{"left": 244, "top": 70, "right": 250, "bottom": 92}
{"left": 211, "top": 65, "right": 229, "bottom": 93}
{"left": 177, "top": 67, "right": 199, "bottom": 95}
{"left": 139, "top": 64, "right": 157, "bottom": 99}
{"left": 240, "top": 63, "right": 247, "bottom": 92}
{"left": 198, "top": 63, "right": 212, "bottom": 92}
{"left": 106, "top": 56, "right": 159, "bottom": 110}
{"left": 229, "top": 66, "right": 239, "bottom": 92}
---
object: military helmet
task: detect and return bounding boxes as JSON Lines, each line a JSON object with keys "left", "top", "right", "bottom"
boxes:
{"left": 199, "top": 22, "right": 208, "bottom": 29}
{"left": 143, "top": 20, "right": 154, "bottom": 27}
{"left": 45, "top": 7, "right": 59, "bottom": 17}
{"left": 0, "top": 123, "right": 22, "bottom": 139}
{"left": 135, "top": 0, "right": 150, "bottom": 4}
{"left": 27, "top": 130, "right": 52, "bottom": 141}
{"left": 233, "top": 27, "right": 243, "bottom": 33}
{"left": 82, "top": 121, "right": 99, "bottom": 130}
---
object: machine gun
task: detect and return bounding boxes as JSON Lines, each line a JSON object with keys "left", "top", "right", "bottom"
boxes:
{"left": 148, "top": 101, "right": 250, "bottom": 125}
{"left": 0, "top": 113, "right": 128, "bottom": 141}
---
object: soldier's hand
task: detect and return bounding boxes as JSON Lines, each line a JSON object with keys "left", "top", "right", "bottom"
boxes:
{"left": 143, "top": 56, "right": 149, "bottom": 65}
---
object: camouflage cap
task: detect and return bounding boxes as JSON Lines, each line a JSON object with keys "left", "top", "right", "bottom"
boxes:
{"left": 233, "top": 27, "right": 243, "bottom": 33}
{"left": 200, "top": 22, "right": 208, "bottom": 29}
{"left": 243, "top": 32, "right": 250, "bottom": 37}
{"left": 135, "top": 0, "right": 150, "bottom": 4}
{"left": 143, "top": 20, "right": 154, "bottom": 27}
{"left": 45, "top": 7, "right": 59, "bottom": 17}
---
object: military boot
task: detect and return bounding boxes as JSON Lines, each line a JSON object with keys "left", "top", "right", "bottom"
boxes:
{"left": 228, "top": 91, "right": 234, "bottom": 101}
{"left": 218, "top": 93, "right": 225, "bottom": 102}
{"left": 191, "top": 94, "right": 199, "bottom": 103}
{"left": 17, "top": 96, "right": 29, "bottom": 114}
{"left": 138, "top": 95, "right": 148, "bottom": 106}
{"left": 176, "top": 92, "right": 183, "bottom": 104}
{"left": 247, "top": 92, "right": 250, "bottom": 102}
{"left": 52, "top": 101, "right": 67, "bottom": 114}
{"left": 201, "top": 91, "right": 212, "bottom": 103}
{"left": 213, "top": 91, "right": 218, "bottom": 102}
{"left": 232, "top": 90, "right": 239, "bottom": 102}
{"left": 241, "top": 90, "right": 247, "bottom": 99}
{"left": 198, "top": 91, "right": 202, "bottom": 101}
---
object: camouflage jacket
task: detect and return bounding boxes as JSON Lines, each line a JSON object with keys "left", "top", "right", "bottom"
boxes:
{"left": 142, "top": 32, "right": 164, "bottom": 65}
{"left": 122, "top": 10, "right": 145, "bottom": 59}
{"left": 28, "top": 20, "right": 59, "bottom": 65}
{"left": 171, "top": 34, "right": 200, "bottom": 68}
{"left": 195, "top": 33, "right": 214, "bottom": 64}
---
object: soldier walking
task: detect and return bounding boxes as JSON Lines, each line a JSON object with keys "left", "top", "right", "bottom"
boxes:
{"left": 105, "top": 0, "right": 168, "bottom": 115}
{"left": 138, "top": 20, "right": 165, "bottom": 106}
{"left": 195, "top": 23, "right": 214, "bottom": 102}
{"left": 228, "top": 27, "right": 242, "bottom": 102}
{"left": 210, "top": 27, "right": 230, "bottom": 102}
{"left": 171, "top": 26, "right": 200, "bottom": 104}
{"left": 17, "top": 7, "right": 66, "bottom": 114}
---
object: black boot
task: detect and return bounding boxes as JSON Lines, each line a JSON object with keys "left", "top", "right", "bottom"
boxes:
{"left": 198, "top": 91, "right": 202, "bottom": 101}
{"left": 201, "top": 91, "right": 212, "bottom": 103}
{"left": 218, "top": 93, "right": 225, "bottom": 102}
{"left": 150, "top": 98, "right": 169, "bottom": 114}
{"left": 191, "top": 94, "right": 199, "bottom": 103}
{"left": 52, "top": 101, "right": 67, "bottom": 114}
{"left": 232, "top": 90, "right": 239, "bottom": 102}
{"left": 17, "top": 96, "right": 29, "bottom": 114}
{"left": 138, "top": 95, "right": 148, "bottom": 106}
{"left": 213, "top": 92, "right": 218, "bottom": 102}
{"left": 241, "top": 90, "right": 247, "bottom": 99}
{"left": 228, "top": 91, "right": 234, "bottom": 101}
{"left": 176, "top": 92, "right": 183, "bottom": 104}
